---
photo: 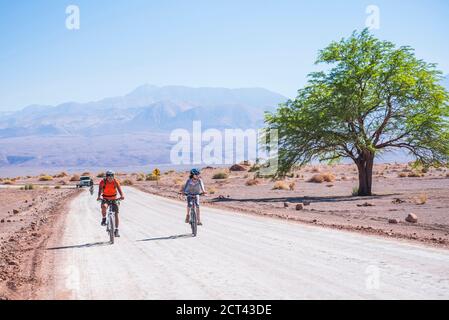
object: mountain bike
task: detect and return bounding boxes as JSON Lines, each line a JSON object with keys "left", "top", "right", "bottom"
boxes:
{"left": 99, "top": 199, "right": 120, "bottom": 244}
{"left": 186, "top": 193, "right": 202, "bottom": 237}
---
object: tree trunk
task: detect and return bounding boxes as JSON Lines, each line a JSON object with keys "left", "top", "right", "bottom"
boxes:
{"left": 355, "top": 151, "right": 374, "bottom": 196}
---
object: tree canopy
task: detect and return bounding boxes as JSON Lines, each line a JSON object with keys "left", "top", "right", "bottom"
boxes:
{"left": 265, "top": 29, "right": 449, "bottom": 196}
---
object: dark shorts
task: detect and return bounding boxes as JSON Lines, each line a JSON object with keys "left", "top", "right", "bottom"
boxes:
{"left": 186, "top": 195, "right": 200, "bottom": 208}
{"left": 102, "top": 199, "right": 119, "bottom": 213}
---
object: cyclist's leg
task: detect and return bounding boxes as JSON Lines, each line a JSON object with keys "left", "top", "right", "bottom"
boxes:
{"left": 185, "top": 196, "right": 192, "bottom": 223}
{"left": 101, "top": 201, "right": 108, "bottom": 218}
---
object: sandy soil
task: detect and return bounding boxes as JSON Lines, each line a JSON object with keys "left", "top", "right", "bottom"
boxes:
{"left": 38, "top": 187, "right": 449, "bottom": 299}
{"left": 0, "top": 187, "right": 81, "bottom": 300}
{"left": 128, "top": 163, "right": 449, "bottom": 248}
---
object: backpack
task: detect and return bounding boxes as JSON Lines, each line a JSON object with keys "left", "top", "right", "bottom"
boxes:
{"left": 101, "top": 178, "right": 118, "bottom": 193}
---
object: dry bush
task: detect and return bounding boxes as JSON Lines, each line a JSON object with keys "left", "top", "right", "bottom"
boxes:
{"left": 213, "top": 172, "right": 229, "bottom": 180}
{"left": 122, "top": 179, "right": 134, "bottom": 186}
{"left": 398, "top": 172, "right": 408, "bottom": 178}
{"left": 70, "top": 174, "right": 80, "bottom": 182}
{"left": 308, "top": 174, "right": 324, "bottom": 183}
{"left": 24, "top": 184, "right": 35, "bottom": 190}
{"left": 2, "top": 180, "right": 13, "bottom": 185}
{"left": 245, "top": 179, "right": 260, "bottom": 186}
{"left": 207, "top": 187, "right": 217, "bottom": 194}
{"left": 408, "top": 171, "right": 423, "bottom": 178}
{"left": 146, "top": 174, "right": 158, "bottom": 181}
{"left": 322, "top": 172, "right": 335, "bottom": 182}
{"left": 54, "top": 185, "right": 61, "bottom": 189}
{"left": 414, "top": 193, "right": 428, "bottom": 205}
{"left": 82, "top": 172, "right": 90, "bottom": 176}
{"left": 341, "top": 176, "right": 348, "bottom": 181}
{"left": 446, "top": 172, "right": 449, "bottom": 178}
{"left": 289, "top": 182, "right": 296, "bottom": 191}
{"left": 39, "top": 175, "right": 53, "bottom": 181}
{"left": 58, "top": 180, "right": 67, "bottom": 185}
{"left": 97, "top": 172, "right": 105, "bottom": 178}
{"left": 54, "top": 172, "right": 68, "bottom": 178}
{"left": 248, "top": 164, "right": 261, "bottom": 172}
{"left": 272, "top": 181, "right": 289, "bottom": 190}
{"left": 311, "top": 167, "right": 320, "bottom": 173}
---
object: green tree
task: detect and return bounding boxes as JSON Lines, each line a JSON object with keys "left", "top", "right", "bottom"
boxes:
{"left": 265, "top": 29, "right": 449, "bottom": 196}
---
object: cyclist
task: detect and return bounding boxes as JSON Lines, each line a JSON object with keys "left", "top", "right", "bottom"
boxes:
{"left": 97, "top": 171, "right": 124, "bottom": 237}
{"left": 183, "top": 168, "right": 206, "bottom": 226}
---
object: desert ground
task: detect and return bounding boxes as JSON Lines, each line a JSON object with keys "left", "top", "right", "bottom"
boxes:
{"left": 0, "top": 186, "right": 80, "bottom": 299}
{"left": 130, "top": 163, "right": 449, "bottom": 248}
{"left": 1, "top": 162, "right": 449, "bottom": 299}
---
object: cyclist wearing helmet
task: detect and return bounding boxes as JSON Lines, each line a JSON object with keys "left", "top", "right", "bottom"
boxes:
{"left": 183, "top": 168, "right": 206, "bottom": 226}
{"left": 97, "top": 170, "right": 125, "bottom": 237}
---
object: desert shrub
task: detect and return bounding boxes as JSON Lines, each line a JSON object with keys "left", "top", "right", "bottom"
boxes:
{"left": 341, "top": 176, "right": 348, "bottom": 181}
{"left": 207, "top": 187, "right": 217, "bottom": 194}
{"left": 136, "top": 176, "right": 144, "bottom": 182}
{"left": 408, "top": 171, "right": 423, "bottom": 178}
{"left": 146, "top": 174, "right": 159, "bottom": 181}
{"left": 415, "top": 193, "right": 428, "bottom": 205}
{"left": 398, "top": 172, "right": 408, "bottom": 178}
{"left": 39, "top": 175, "right": 53, "bottom": 181}
{"left": 289, "top": 182, "right": 296, "bottom": 191}
{"left": 245, "top": 179, "right": 260, "bottom": 186}
{"left": 248, "top": 165, "right": 261, "bottom": 172}
{"left": 230, "top": 164, "right": 247, "bottom": 172}
{"left": 70, "top": 175, "right": 80, "bottom": 182}
{"left": 122, "top": 179, "right": 133, "bottom": 186}
{"left": 25, "top": 184, "right": 35, "bottom": 190}
{"left": 97, "top": 172, "right": 105, "bottom": 178}
{"left": 54, "top": 172, "right": 68, "bottom": 178}
{"left": 446, "top": 172, "right": 449, "bottom": 178}
{"left": 352, "top": 187, "right": 359, "bottom": 196}
{"left": 311, "top": 167, "right": 320, "bottom": 173}
{"left": 54, "top": 185, "right": 61, "bottom": 189}
{"left": 213, "top": 172, "right": 229, "bottom": 180}
{"left": 2, "top": 180, "right": 13, "bottom": 185}
{"left": 322, "top": 172, "right": 335, "bottom": 182}
{"left": 272, "top": 181, "right": 289, "bottom": 190}
{"left": 308, "top": 174, "right": 324, "bottom": 183}
{"left": 82, "top": 172, "right": 90, "bottom": 176}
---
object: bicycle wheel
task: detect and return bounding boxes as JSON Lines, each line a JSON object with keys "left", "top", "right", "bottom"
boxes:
{"left": 109, "top": 212, "right": 115, "bottom": 244}
{"left": 190, "top": 207, "right": 197, "bottom": 237}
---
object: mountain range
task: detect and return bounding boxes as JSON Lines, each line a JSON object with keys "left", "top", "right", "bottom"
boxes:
{"left": 1, "top": 76, "right": 448, "bottom": 170}
{"left": 0, "top": 85, "right": 287, "bottom": 168}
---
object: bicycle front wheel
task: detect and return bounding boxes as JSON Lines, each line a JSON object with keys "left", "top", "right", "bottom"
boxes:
{"left": 109, "top": 214, "right": 115, "bottom": 244}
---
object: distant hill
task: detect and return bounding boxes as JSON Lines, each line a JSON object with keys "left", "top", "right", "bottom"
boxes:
{"left": 0, "top": 85, "right": 287, "bottom": 168}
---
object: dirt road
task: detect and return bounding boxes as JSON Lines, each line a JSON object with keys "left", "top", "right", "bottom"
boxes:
{"left": 39, "top": 187, "right": 449, "bottom": 299}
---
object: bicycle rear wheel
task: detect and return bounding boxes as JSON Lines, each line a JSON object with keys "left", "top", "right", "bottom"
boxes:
{"left": 190, "top": 207, "right": 197, "bottom": 237}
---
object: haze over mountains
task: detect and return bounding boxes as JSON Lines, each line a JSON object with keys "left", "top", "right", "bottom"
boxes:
{"left": 1, "top": 76, "right": 448, "bottom": 172}
{"left": 0, "top": 85, "right": 287, "bottom": 169}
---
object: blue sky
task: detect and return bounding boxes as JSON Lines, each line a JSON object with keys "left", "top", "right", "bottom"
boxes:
{"left": 0, "top": 0, "right": 448, "bottom": 110}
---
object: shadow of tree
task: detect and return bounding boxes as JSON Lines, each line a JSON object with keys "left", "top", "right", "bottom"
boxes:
{"left": 209, "top": 193, "right": 399, "bottom": 205}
